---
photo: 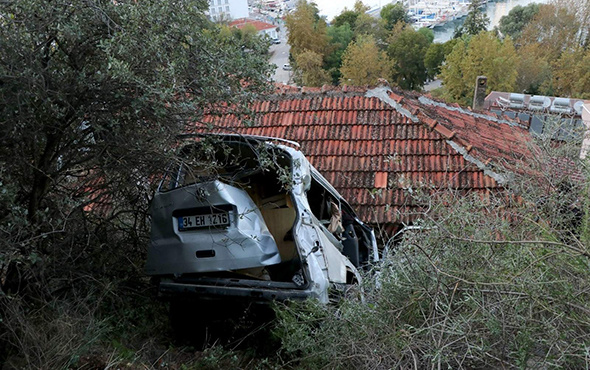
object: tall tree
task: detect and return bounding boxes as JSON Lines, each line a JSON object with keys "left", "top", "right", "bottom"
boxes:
{"left": 331, "top": 1, "right": 369, "bottom": 29}
{"left": 573, "top": 49, "right": 590, "bottom": 99}
{"left": 497, "top": 3, "right": 540, "bottom": 41}
{"left": 387, "top": 25, "right": 431, "bottom": 90}
{"left": 417, "top": 27, "right": 435, "bottom": 44}
{"left": 454, "top": 0, "right": 489, "bottom": 38}
{"left": 340, "top": 35, "right": 391, "bottom": 86}
{"left": 439, "top": 39, "right": 469, "bottom": 101}
{"left": 326, "top": 23, "right": 355, "bottom": 84}
{"left": 555, "top": 0, "right": 590, "bottom": 47}
{"left": 295, "top": 50, "right": 332, "bottom": 87}
{"left": 515, "top": 43, "right": 553, "bottom": 95}
{"left": 354, "top": 12, "right": 383, "bottom": 40}
{"left": 424, "top": 43, "right": 446, "bottom": 80}
{"left": 285, "top": 0, "right": 330, "bottom": 59}
{"left": 332, "top": 9, "right": 360, "bottom": 29}
{"left": 424, "top": 38, "right": 459, "bottom": 81}
{"left": 441, "top": 32, "right": 519, "bottom": 104}
{"left": 520, "top": 3, "right": 580, "bottom": 61}
{"left": 552, "top": 48, "right": 590, "bottom": 99}
{"left": 380, "top": 2, "right": 410, "bottom": 31}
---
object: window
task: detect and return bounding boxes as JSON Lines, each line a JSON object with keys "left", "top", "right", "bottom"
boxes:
{"left": 211, "top": 7, "right": 215, "bottom": 13}
{"left": 226, "top": 5, "right": 230, "bottom": 11}
{"left": 218, "top": 6, "right": 222, "bottom": 13}
{"left": 225, "top": 0, "right": 228, "bottom": 3}
{"left": 217, "top": 0, "right": 221, "bottom": 5}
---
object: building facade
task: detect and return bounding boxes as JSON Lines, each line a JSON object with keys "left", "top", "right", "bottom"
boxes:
{"left": 229, "top": 18, "right": 278, "bottom": 39}
{"left": 208, "top": 0, "right": 248, "bottom": 21}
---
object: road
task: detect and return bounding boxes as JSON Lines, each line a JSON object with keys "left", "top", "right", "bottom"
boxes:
{"left": 269, "top": 28, "right": 292, "bottom": 85}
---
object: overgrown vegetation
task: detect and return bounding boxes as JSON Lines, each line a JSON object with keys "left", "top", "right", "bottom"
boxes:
{"left": 0, "top": 0, "right": 272, "bottom": 366}
{"left": 273, "top": 132, "right": 590, "bottom": 368}
{"left": 2, "top": 0, "right": 588, "bottom": 368}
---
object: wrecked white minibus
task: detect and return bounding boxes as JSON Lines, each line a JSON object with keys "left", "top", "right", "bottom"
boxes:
{"left": 145, "top": 134, "right": 378, "bottom": 305}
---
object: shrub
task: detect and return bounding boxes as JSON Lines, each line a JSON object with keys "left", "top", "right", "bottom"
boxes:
{"left": 274, "top": 134, "right": 590, "bottom": 368}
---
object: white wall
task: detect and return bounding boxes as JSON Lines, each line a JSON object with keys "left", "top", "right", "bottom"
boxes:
{"left": 209, "top": 0, "right": 248, "bottom": 21}
{"left": 230, "top": 0, "right": 249, "bottom": 19}
{"left": 259, "top": 28, "right": 278, "bottom": 39}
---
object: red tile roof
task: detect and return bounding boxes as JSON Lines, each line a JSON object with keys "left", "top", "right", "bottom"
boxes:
{"left": 191, "top": 85, "right": 534, "bottom": 233}
{"left": 229, "top": 18, "right": 276, "bottom": 31}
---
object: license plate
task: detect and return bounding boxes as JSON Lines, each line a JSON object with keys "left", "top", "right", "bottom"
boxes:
{"left": 178, "top": 212, "right": 229, "bottom": 230}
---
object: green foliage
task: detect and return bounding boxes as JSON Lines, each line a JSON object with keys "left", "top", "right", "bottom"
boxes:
{"left": 285, "top": 0, "right": 330, "bottom": 61}
{"left": 551, "top": 47, "right": 590, "bottom": 99}
{"left": 285, "top": 1, "right": 437, "bottom": 89}
{"left": 332, "top": 10, "right": 360, "bottom": 29}
{"left": 340, "top": 35, "right": 392, "bottom": 86}
{"left": 557, "top": 0, "right": 590, "bottom": 47}
{"left": 380, "top": 2, "right": 410, "bottom": 31}
{"left": 0, "top": 0, "right": 272, "bottom": 226}
{"left": 514, "top": 43, "right": 552, "bottom": 94}
{"left": 0, "top": 0, "right": 272, "bottom": 364}
{"left": 353, "top": 12, "right": 383, "bottom": 40}
{"left": 416, "top": 27, "right": 435, "bottom": 44}
{"left": 332, "top": 0, "right": 370, "bottom": 29}
{"left": 520, "top": 3, "right": 580, "bottom": 61}
{"left": 387, "top": 26, "right": 430, "bottom": 90}
{"left": 454, "top": 0, "right": 489, "bottom": 38}
{"left": 442, "top": 37, "right": 461, "bottom": 55}
{"left": 326, "top": 23, "right": 355, "bottom": 84}
{"left": 424, "top": 43, "right": 445, "bottom": 79}
{"left": 440, "top": 32, "right": 519, "bottom": 104}
{"left": 274, "top": 138, "right": 590, "bottom": 367}
{"left": 294, "top": 50, "right": 332, "bottom": 87}
{"left": 439, "top": 1, "right": 588, "bottom": 100}
{"left": 497, "top": 3, "right": 540, "bottom": 40}
{"left": 239, "top": 24, "right": 262, "bottom": 44}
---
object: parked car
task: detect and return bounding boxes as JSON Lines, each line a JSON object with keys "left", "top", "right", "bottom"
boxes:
{"left": 271, "top": 38, "right": 281, "bottom": 44}
{"left": 145, "top": 134, "right": 379, "bottom": 306}
{"left": 282, "top": 63, "right": 291, "bottom": 70}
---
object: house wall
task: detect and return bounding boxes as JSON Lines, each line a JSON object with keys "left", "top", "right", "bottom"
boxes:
{"left": 259, "top": 28, "right": 278, "bottom": 39}
{"left": 209, "top": 0, "right": 248, "bottom": 21}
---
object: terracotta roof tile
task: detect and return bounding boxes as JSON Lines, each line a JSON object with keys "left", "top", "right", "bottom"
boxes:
{"left": 374, "top": 172, "right": 388, "bottom": 188}
{"left": 229, "top": 18, "right": 276, "bottom": 31}
{"left": 192, "top": 86, "right": 534, "bottom": 230}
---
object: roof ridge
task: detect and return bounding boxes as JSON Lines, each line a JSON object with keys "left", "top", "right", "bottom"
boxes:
{"left": 418, "top": 95, "right": 527, "bottom": 129}
{"left": 366, "top": 86, "right": 509, "bottom": 185}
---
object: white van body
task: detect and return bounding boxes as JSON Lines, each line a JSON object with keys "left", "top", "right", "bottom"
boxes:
{"left": 145, "top": 135, "right": 379, "bottom": 304}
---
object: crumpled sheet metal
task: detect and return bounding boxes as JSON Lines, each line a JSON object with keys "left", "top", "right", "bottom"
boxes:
{"left": 145, "top": 180, "right": 282, "bottom": 276}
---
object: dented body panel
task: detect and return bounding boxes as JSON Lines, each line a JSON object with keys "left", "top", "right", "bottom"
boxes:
{"left": 145, "top": 180, "right": 282, "bottom": 275}
{"left": 145, "top": 135, "right": 378, "bottom": 304}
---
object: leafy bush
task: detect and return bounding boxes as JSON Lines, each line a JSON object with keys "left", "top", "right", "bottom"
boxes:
{"left": 274, "top": 139, "right": 590, "bottom": 368}
{"left": 0, "top": 0, "right": 272, "bottom": 365}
